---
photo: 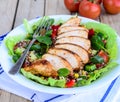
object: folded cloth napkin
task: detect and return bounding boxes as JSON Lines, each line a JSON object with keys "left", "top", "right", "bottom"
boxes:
{"left": 0, "top": 34, "right": 120, "bottom": 102}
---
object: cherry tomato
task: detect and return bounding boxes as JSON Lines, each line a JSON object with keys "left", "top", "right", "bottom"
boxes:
{"left": 96, "top": 63, "right": 105, "bottom": 69}
{"left": 51, "top": 25, "right": 60, "bottom": 39}
{"left": 64, "top": 0, "right": 81, "bottom": 12}
{"left": 88, "top": 28, "right": 95, "bottom": 39}
{"left": 66, "top": 79, "right": 75, "bottom": 88}
{"left": 103, "top": 0, "right": 120, "bottom": 14}
{"left": 98, "top": 50, "right": 109, "bottom": 63}
{"left": 79, "top": 0, "right": 101, "bottom": 19}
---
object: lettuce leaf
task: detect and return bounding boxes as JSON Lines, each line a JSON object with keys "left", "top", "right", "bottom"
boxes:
{"left": 84, "top": 22, "right": 118, "bottom": 60}
{"left": 23, "top": 19, "right": 33, "bottom": 34}
{"left": 4, "top": 34, "right": 26, "bottom": 55}
{"left": 21, "top": 68, "right": 49, "bottom": 85}
{"left": 48, "top": 77, "right": 66, "bottom": 88}
{"left": 77, "top": 62, "right": 118, "bottom": 86}
{"left": 21, "top": 69, "right": 66, "bottom": 88}
{"left": 77, "top": 22, "right": 119, "bottom": 86}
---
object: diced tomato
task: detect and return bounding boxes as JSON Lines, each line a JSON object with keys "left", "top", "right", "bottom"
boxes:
{"left": 51, "top": 32, "right": 56, "bottom": 39}
{"left": 88, "top": 28, "right": 95, "bottom": 39}
{"left": 66, "top": 79, "right": 75, "bottom": 88}
{"left": 96, "top": 63, "right": 105, "bottom": 69}
{"left": 51, "top": 25, "right": 60, "bottom": 39}
{"left": 98, "top": 50, "right": 109, "bottom": 63}
{"left": 52, "top": 25, "right": 60, "bottom": 30}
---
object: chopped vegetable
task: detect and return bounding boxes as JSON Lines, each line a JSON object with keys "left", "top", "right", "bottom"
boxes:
{"left": 85, "top": 64, "right": 96, "bottom": 72}
{"left": 66, "top": 79, "right": 75, "bottom": 88}
{"left": 98, "top": 50, "right": 109, "bottom": 63}
{"left": 88, "top": 28, "right": 95, "bottom": 39}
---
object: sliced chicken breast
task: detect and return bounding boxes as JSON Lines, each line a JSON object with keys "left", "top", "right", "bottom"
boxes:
{"left": 42, "top": 53, "right": 73, "bottom": 74}
{"left": 57, "top": 30, "right": 88, "bottom": 39}
{"left": 55, "top": 36, "right": 91, "bottom": 50}
{"left": 55, "top": 43, "right": 89, "bottom": 64}
{"left": 24, "top": 59, "right": 58, "bottom": 77}
{"left": 48, "top": 48, "right": 82, "bottom": 70}
{"left": 60, "top": 17, "right": 81, "bottom": 28}
{"left": 58, "top": 26, "right": 88, "bottom": 35}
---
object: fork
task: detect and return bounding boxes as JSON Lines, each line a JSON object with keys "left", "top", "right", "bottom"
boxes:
{"left": 9, "top": 17, "right": 50, "bottom": 75}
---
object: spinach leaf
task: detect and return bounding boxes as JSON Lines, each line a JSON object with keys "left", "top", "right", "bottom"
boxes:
{"left": 30, "top": 44, "right": 41, "bottom": 51}
{"left": 58, "top": 68, "right": 70, "bottom": 77}
{"left": 36, "top": 36, "right": 52, "bottom": 45}
{"left": 91, "top": 34, "right": 105, "bottom": 50}
{"left": 45, "top": 30, "right": 52, "bottom": 36}
{"left": 90, "top": 55, "right": 104, "bottom": 64}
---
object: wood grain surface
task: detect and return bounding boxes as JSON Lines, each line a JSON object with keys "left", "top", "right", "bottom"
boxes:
{"left": 0, "top": 0, "right": 120, "bottom": 102}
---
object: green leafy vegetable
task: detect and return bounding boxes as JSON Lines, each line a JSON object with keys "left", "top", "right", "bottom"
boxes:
{"left": 21, "top": 68, "right": 49, "bottom": 85}
{"left": 84, "top": 22, "right": 118, "bottom": 60}
{"left": 91, "top": 34, "right": 105, "bottom": 50}
{"left": 47, "top": 18, "right": 55, "bottom": 26}
{"left": 58, "top": 68, "right": 70, "bottom": 77}
{"left": 14, "top": 47, "right": 25, "bottom": 56}
{"left": 23, "top": 19, "right": 33, "bottom": 34}
{"left": 21, "top": 69, "right": 66, "bottom": 88}
{"left": 4, "top": 34, "right": 26, "bottom": 55}
{"left": 90, "top": 55, "right": 104, "bottom": 64}
{"left": 36, "top": 36, "right": 52, "bottom": 45}
{"left": 45, "top": 30, "right": 52, "bottom": 36}
{"left": 12, "top": 54, "right": 20, "bottom": 62}
{"left": 77, "top": 62, "right": 118, "bottom": 86}
{"left": 48, "top": 77, "right": 66, "bottom": 88}
{"left": 30, "top": 44, "right": 41, "bottom": 51}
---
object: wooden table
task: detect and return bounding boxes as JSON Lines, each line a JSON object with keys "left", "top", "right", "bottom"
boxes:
{"left": 0, "top": 0, "right": 120, "bottom": 102}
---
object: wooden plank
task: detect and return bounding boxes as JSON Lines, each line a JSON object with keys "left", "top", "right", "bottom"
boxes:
{"left": 45, "top": 0, "right": 70, "bottom": 15}
{"left": 0, "top": 90, "right": 11, "bottom": 102}
{"left": 14, "top": 0, "right": 45, "bottom": 27}
{"left": 8, "top": 0, "right": 45, "bottom": 101}
{"left": 10, "top": 94, "right": 30, "bottom": 102}
{"left": 0, "top": 0, "right": 18, "bottom": 35}
{"left": 100, "top": 7, "right": 120, "bottom": 35}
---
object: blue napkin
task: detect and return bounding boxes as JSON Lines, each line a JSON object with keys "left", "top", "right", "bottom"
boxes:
{"left": 0, "top": 34, "right": 120, "bottom": 102}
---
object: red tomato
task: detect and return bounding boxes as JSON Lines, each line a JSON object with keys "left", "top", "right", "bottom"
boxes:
{"left": 88, "top": 28, "right": 95, "bottom": 39}
{"left": 66, "top": 79, "right": 75, "bottom": 88}
{"left": 79, "top": 0, "right": 101, "bottom": 19}
{"left": 98, "top": 50, "right": 109, "bottom": 63}
{"left": 103, "top": 0, "right": 120, "bottom": 14}
{"left": 51, "top": 25, "right": 60, "bottom": 39}
{"left": 64, "top": 0, "right": 81, "bottom": 12}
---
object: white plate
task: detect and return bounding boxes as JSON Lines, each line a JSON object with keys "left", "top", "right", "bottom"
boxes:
{"left": 0, "top": 15, "right": 120, "bottom": 94}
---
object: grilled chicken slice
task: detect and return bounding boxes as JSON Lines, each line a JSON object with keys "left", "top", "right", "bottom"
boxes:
{"left": 58, "top": 26, "right": 88, "bottom": 35}
{"left": 42, "top": 53, "right": 73, "bottom": 74}
{"left": 55, "top": 36, "right": 91, "bottom": 51}
{"left": 60, "top": 17, "right": 81, "bottom": 28}
{"left": 24, "top": 59, "right": 58, "bottom": 77}
{"left": 48, "top": 48, "right": 83, "bottom": 70}
{"left": 57, "top": 30, "right": 88, "bottom": 39}
{"left": 55, "top": 43, "right": 89, "bottom": 64}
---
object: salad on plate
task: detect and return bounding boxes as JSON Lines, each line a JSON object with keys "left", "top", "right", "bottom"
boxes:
{"left": 4, "top": 16, "right": 118, "bottom": 88}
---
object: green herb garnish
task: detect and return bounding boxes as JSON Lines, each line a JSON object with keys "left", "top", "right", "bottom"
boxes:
{"left": 90, "top": 55, "right": 104, "bottom": 64}
{"left": 36, "top": 36, "right": 52, "bottom": 45}
{"left": 58, "top": 68, "right": 70, "bottom": 77}
{"left": 91, "top": 34, "right": 105, "bottom": 50}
